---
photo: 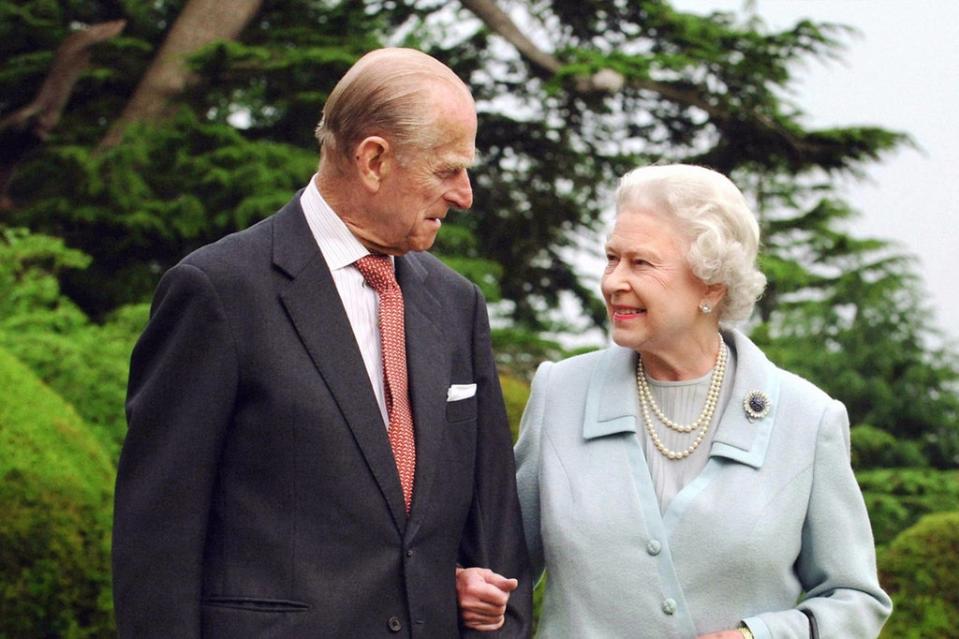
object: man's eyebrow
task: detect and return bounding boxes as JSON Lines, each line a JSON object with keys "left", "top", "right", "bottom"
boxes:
{"left": 440, "top": 157, "right": 476, "bottom": 171}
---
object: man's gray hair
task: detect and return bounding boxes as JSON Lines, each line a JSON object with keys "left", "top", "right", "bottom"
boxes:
{"left": 315, "top": 48, "right": 472, "bottom": 167}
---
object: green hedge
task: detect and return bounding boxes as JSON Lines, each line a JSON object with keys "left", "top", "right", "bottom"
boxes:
{"left": 0, "top": 347, "right": 115, "bottom": 638}
{"left": 878, "top": 511, "right": 959, "bottom": 639}
{"left": 0, "top": 304, "right": 148, "bottom": 457}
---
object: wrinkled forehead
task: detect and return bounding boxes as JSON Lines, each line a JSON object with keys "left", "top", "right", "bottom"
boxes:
{"left": 604, "top": 207, "right": 689, "bottom": 253}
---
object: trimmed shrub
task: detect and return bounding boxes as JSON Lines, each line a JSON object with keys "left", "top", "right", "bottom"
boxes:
{"left": 0, "top": 347, "right": 115, "bottom": 638}
{"left": 0, "top": 227, "right": 144, "bottom": 456}
{"left": 857, "top": 468, "right": 959, "bottom": 546}
{"left": 0, "top": 303, "right": 149, "bottom": 456}
{"left": 878, "top": 511, "right": 959, "bottom": 639}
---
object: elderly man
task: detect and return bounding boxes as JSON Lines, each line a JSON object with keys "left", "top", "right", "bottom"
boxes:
{"left": 113, "top": 48, "right": 531, "bottom": 638}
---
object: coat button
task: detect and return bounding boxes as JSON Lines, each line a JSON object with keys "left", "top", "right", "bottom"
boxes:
{"left": 646, "top": 539, "right": 662, "bottom": 556}
{"left": 662, "top": 598, "right": 677, "bottom": 615}
{"left": 406, "top": 549, "right": 414, "bottom": 557}
{"left": 387, "top": 616, "right": 402, "bottom": 632}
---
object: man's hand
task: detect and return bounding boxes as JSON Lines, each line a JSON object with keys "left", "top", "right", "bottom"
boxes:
{"left": 697, "top": 631, "right": 748, "bottom": 639}
{"left": 456, "top": 566, "right": 519, "bottom": 631}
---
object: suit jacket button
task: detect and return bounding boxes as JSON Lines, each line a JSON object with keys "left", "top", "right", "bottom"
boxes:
{"left": 388, "top": 616, "right": 402, "bottom": 632}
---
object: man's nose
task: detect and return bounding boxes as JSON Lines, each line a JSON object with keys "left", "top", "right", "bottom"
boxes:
{"left": 446, "top": 171, "right": 473, "bottom": 210}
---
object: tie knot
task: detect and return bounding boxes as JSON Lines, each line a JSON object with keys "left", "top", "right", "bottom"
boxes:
{"left": 355, "top": 254, "right": 398, "bottom": 293}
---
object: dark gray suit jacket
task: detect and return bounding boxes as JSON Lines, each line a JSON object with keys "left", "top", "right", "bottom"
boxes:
{"left": 113, "top": 195, "right": 531, "bottom": 638}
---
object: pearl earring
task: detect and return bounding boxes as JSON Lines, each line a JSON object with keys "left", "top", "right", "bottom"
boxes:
{"left": 699, "top": 302, "right": 712, "bottom": 315}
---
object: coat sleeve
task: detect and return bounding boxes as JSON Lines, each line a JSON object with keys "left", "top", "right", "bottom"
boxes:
{"left": 112, "top": 263, "right": 239, "bottom": 639}
{"left": 458, "top": 284, "right": 534, "bottom": 638}
{"left": 742, "top": 400, "right": 892, "bottom": 639}
{"left": 513, "top": 360, "right": 553, "bottom": 581}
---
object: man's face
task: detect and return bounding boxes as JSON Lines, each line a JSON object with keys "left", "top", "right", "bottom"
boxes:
{"left": 361, "top": 93, "right": 477, "bottom": 255}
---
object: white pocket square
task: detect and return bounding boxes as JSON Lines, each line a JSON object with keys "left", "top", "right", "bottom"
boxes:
{"left": 447, "top": 383, "right": 477, "bottom": 402}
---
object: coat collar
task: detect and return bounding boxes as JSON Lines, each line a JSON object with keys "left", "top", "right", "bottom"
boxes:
{"left": 581, "top": 328, "right": 780, "bottom": 469}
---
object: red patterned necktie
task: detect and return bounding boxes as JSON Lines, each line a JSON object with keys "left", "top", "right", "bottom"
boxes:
{"left": 354, "top": 254, "right": 416, "bottom": 514}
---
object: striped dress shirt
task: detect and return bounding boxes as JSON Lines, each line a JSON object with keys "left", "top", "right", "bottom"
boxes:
{"left": 300, "top": 176, "right": 390, "bottom": 428}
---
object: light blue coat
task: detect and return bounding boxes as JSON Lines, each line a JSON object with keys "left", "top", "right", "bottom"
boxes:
{"left": 516, "top": 329, "right": 891, "bottom": 638}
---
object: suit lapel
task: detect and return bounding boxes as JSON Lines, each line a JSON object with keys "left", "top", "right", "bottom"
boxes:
{"left": 272, "top": 199, "right": 408, "bottom": 533}
{"left": 395, "top": 254, "right": 449, "bottom": 535}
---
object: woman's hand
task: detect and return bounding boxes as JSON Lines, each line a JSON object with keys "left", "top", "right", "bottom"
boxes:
{"left": 697, "top": 630, "right": 747, "bottom": 639}
{"left": 455, "top": 566, "right": 519, "bottom": 631}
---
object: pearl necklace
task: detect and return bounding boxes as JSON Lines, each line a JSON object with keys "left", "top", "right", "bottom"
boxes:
{"left": 636, "top": 335, "right": 727, "bottom": 460}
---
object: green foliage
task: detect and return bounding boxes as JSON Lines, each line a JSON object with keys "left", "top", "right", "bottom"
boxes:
{"left": 858, "top": 468, "right": 959, "bottom": 546}
{"left": 750, "top": 187, "right": 959, "bottom": 468}
{"left": 11, "top": 115, "right": 318, "bottom": 313}
{"left": 2, "top": 304, "right": 149, "bottom": 455}
{"left": 532, "top": 573, "right": 546, "bottom": 635}
{"left": 1, "top": 0, "right": 957, "bottom": 633}
{"left": 878, "top": 511, "right": 959, "bottom": 639}
{"left": 492, "top": 327, "right": 573, "bottom": 380}
{"left": 5, "top": 1, "right": 387, "bottom": 315}
{"left": 0, "top": 346, "right": 115, "bottom": 638}
{"left": 0, "top": 227, "right": 146, "bottom": 453}
{"left": 499, "top": 372, "right": 531, "bottom": 441}
{"left": 851, "top": 424, "right": 928, "bottom": 470}
{"left": 0, "top": 227, "right": 89, "bottom": 332}
{"left": 466, "top": 3, "right": 897, "bottom": 326}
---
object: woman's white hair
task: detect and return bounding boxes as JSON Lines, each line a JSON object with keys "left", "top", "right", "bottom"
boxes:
{"left": 615, "top": 164, "right": 767, "bottom": 323}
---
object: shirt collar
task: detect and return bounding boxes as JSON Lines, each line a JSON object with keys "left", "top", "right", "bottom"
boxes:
{"left": 299, "top": 175, "right": 389, "bottom": 270}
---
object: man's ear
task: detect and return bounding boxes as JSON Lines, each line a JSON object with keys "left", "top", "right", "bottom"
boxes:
{"left": 354, "top": 136, "right": 391, "bottom": 193}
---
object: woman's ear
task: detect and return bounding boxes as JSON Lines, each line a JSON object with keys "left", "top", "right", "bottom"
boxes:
{"left": 353, "top": 135, "right": 391, "bottom": 193}
{"left": 703, "top": 282, "right": 727, "bottom": 310}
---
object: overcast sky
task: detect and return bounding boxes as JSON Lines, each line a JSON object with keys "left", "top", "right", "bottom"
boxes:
{"left": 669, "top": 0, "right": 959, "bottom": 343}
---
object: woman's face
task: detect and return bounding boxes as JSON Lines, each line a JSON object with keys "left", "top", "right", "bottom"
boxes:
{"left": 601, "top": 207, "right": 711, "bottom": 357}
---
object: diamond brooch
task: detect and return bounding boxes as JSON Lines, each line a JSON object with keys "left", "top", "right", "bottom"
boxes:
{"left": 743, "top": 390, "right": 771, "bottom": 421}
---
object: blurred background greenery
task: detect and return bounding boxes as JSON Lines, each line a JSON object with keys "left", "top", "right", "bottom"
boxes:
{"left": 1, "top": 1, "right": 957, "bottom": 637}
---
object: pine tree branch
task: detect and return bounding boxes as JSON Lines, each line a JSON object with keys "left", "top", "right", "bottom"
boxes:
{"left": 459, "top": 0, "right": 623, "bottom": 92}
{"left": 458, "top": 0, "right": 817, "bottom": 157}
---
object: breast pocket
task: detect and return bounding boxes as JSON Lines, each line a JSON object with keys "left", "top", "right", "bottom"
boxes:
{"left": 445, "top": 395, "right": 477, "bottom": 423}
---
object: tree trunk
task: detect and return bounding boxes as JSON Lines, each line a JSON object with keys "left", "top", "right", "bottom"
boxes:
{"left": 0, "top": 20, "right": 126, "bottom": 209}
{"left": 99, "top": 0, "right": 264, "bottom": 148}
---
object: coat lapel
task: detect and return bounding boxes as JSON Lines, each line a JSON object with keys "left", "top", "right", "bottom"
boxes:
{"left": 272, "top": 199, "right": 408, "bottom": 533}
{"left": 582, "top": 345, "right": 639, "bottom": 440}
{"left": 395, "top": 254, "right": 449, "bottom": 536}
{"left": 708, "top": 329, "right": 780, "bottom": 469}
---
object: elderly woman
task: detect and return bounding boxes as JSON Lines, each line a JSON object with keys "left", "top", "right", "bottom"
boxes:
{"left": 457, "top": 164, "right": 891, "bottom": 638}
